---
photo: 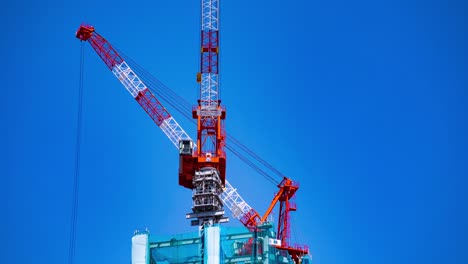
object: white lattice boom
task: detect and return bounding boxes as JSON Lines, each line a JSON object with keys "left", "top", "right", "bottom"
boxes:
{"left": 220, "top": 180, "right": 253, "bottom": 220}
{"left": 112, "top": 61, "right": 192, "bottom": 147}
{"left": 112, "top": 61, "right": 145, "bottom": 98}
{"left": 160, "top": 117, "right": 193, "bottom": 149}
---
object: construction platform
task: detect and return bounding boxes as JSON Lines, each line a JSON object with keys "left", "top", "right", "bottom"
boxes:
{"left": 132, "top": 223, "right": 311, "bottom": 264}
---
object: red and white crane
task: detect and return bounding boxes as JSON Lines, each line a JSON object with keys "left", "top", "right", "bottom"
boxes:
{"left": 75, "top": 0, "right": 309, "bottom": 261}
{"left": 76, "top": 23, "right": 226, "bottom": 226}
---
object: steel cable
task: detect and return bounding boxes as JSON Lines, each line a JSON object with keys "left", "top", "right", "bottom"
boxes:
{"left": 69, "top": 41, "right": 84, "bottom": 264}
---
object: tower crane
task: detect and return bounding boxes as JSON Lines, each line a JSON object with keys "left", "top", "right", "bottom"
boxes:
{"left": 75, "top": 23, "right": 226, "bottom": 227}
{"left": 75, "top": 1, "right": 309, "bottom": 262}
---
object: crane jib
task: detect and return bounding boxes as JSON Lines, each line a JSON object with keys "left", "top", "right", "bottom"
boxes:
{"left": 76, "top": 24, "right": 190, "bottom": 145}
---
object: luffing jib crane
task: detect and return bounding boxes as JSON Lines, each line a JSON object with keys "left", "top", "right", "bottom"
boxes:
{"left": 75, "top": 0, "right": 309, "bottom": 262}
{"left": 76, "top": 22, "right": 226, "bottom": 227}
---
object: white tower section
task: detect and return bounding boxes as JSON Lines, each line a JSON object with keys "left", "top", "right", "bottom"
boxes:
{"left": 200, "top": 0, "right": 220, "bottom": 113}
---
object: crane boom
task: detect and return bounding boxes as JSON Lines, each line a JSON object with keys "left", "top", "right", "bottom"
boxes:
{"left": 220, "top": 181, "right": 261, "bottom": 230}
{"left": 75, "top": 25, "right": 191, "bottom": 148}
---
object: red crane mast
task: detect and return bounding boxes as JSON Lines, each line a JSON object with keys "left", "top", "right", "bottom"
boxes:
{"left": 179, "top": 0, "right": 227, "bottom": 226}
{"left": 179, "top": 0, "right": 226, "bottom": 189}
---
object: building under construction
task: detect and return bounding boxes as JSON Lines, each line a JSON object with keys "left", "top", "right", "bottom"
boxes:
{"left": 132, "top": 223, "right": 310, "bottom": 264}
{"left": 75, "top": 0, "right": 312, "bottom": 263}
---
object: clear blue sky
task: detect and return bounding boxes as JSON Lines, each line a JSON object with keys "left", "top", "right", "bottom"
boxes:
{"left": 1, "top": 0, "right": 467, "bottom": 263}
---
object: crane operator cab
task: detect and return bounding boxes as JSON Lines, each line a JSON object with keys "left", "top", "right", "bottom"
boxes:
{"left": 179, "top": 139, "right": 194, "bottom": 155}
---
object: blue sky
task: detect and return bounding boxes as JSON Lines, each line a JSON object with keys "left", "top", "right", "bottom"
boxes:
{"left": 1, "top": 0, "right": 467, "bottom": 263}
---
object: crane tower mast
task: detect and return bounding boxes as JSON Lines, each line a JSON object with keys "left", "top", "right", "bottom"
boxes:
{"left": 179, "top": 0, "right": 227, "bottom": 226}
